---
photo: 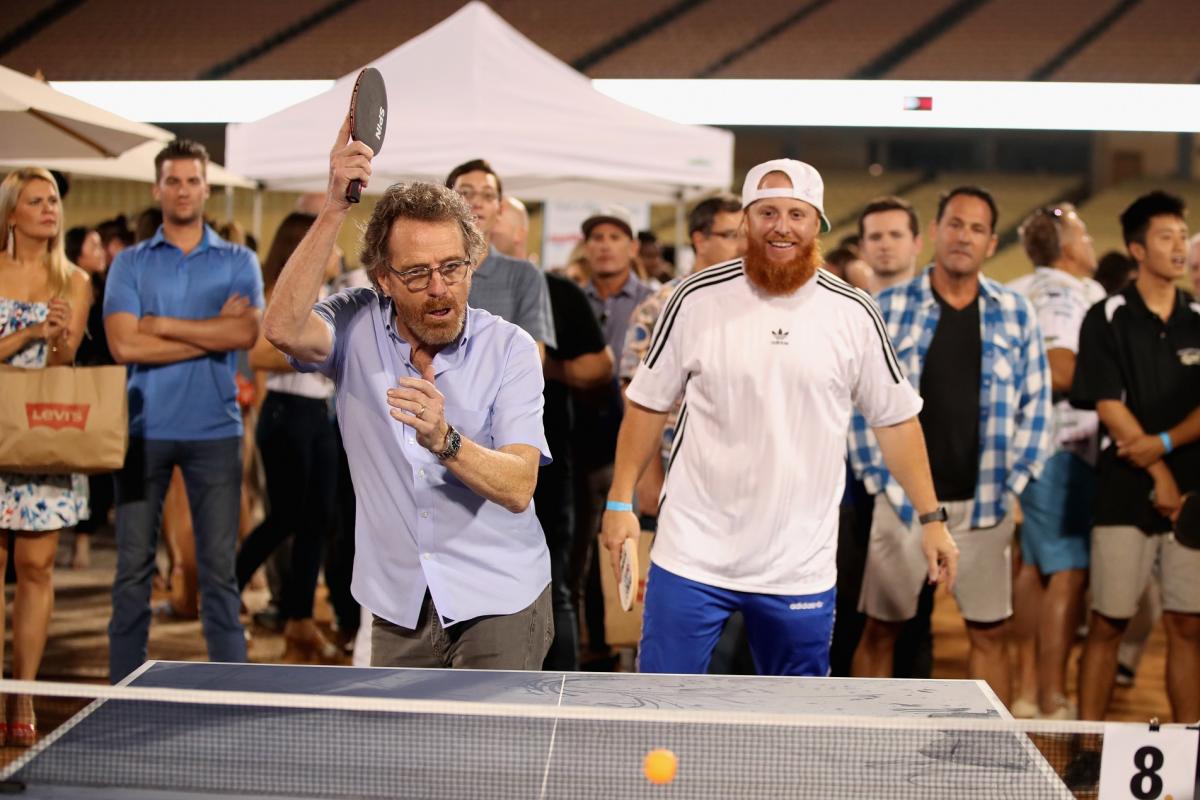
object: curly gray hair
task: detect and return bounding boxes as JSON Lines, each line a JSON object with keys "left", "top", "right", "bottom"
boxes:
{"left": 361, "top": 182, "right": 487, "bottom": 289}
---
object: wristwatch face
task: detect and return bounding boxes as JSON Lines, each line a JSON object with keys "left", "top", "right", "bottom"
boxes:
{"left": 438, "top": 426, "right": 461, "bottom": 460}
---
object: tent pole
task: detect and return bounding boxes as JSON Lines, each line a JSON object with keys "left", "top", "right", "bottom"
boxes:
{"left": 252, "top": 188, "right": 263, "bottom": 242}
{"left": 674, "top": 191, "right": 687, "bottom": 275}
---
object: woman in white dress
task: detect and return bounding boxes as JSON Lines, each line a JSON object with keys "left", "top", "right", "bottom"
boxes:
{"left": 0, "top": 167, "right": 91, "bottom": 745}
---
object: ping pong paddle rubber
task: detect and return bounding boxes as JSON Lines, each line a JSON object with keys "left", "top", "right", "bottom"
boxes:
{"left": 619, "top": 538, "right": 637, "bottom": 612}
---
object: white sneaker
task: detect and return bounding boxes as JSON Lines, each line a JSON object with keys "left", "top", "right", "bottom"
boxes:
{"left": 1010, "top": 697, "right": 1038, "bottom": 718}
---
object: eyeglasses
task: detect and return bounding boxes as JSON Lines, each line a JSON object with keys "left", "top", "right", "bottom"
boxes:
{"left": 455, "top": 187, "right": 499, "bottom": 203}
{"left": 382, "top": 258, "right": 473, "bottom": 291}
{"left": 708, "top": 229, "right": 742, "bottom": 241}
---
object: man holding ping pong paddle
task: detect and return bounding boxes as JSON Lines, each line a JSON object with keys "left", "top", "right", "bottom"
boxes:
{"left": 262, "top": 108, "right": 554, "bottom": 670}
{"left": 601, "top": 159, "right": 958, "bottom": 677}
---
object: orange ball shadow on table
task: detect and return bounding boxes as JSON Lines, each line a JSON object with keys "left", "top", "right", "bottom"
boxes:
{"left": 643, "top": 748, "right": 678, "bottom": 785}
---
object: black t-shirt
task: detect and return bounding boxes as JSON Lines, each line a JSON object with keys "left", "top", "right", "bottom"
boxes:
{"left": 542, "top": 273, "right": 607, "bottom": 470}
{"left": 920, "top": 289, "right": 982, "bottom": 501}
{"left": 1071, "top": 285, "right": 1200, "bottom": 531}
{"left": 74, "top": 273, "right": 114, "bottom": 366}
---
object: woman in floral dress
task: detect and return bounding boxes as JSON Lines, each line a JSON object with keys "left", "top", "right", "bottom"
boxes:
{"left": 0, "top": 168, "right": 91, "bottom": 745}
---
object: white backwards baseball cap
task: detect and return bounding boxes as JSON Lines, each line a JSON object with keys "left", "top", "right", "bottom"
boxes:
{"left": 581, "top": 205, "right": 636, "bottom": 239}
{"left": 741, "top": 158, "right": 831, "bottom": 233}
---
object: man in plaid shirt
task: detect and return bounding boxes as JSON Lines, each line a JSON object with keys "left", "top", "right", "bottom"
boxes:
{"left": 849, "top": 186, "right": 1052, "bottom": 705}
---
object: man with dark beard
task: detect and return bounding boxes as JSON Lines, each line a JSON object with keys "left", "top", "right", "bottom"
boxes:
{"left": 263, "top": 119, "right": 553, "bottom": 670}
{"left": 600, "top": 159, "right": 958, "bottom": 676}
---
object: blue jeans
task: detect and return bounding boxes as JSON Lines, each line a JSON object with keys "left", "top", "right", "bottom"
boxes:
{"left": 109, "top": 437, "right": 246, "bottom": 683}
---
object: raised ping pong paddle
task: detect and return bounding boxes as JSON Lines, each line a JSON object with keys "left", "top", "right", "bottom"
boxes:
{"left": 346, "top": 67, "right": 387, "bottom": 204}
{"left": 1173, "top": 492, "right": 1200, "bottom": 550}
{"left": 618, "top": 537, "right": 638, "bottom": 612}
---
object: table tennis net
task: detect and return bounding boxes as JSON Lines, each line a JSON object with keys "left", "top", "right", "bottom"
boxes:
{"left": 0, "top": 678, "right": 1148, "bottom": 799}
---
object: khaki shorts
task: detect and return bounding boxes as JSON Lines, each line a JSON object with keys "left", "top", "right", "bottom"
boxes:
{"left": 859, "top": 495, "right": 1013, "bottom": 624}
{"left": 1090, "top": 525, "right": 1200, "bottom": 619}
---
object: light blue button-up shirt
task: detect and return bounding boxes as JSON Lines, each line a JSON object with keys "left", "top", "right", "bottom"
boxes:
{"left": 292, "top": 287, "right": 551, "bottom": 629}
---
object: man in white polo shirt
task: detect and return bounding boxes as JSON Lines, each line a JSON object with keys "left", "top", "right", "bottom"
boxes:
{"left": 600, "top": 159, "right": 959, "bottom": 676}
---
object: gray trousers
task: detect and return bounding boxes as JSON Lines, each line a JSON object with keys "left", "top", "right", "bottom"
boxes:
{"left": 371, "top": 585, "right": 553, "bottom": 669}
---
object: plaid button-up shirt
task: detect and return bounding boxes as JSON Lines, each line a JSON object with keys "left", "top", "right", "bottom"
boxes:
{"left": 849, "top": 267, "right": 1053, "bottom": 528}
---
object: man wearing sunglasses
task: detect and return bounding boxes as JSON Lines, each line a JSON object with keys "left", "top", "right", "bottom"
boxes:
{"left": 263, "top": 119, "right": 553, "bottom": 670}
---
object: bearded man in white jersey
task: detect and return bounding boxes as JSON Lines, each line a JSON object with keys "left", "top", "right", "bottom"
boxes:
{"left": 600, "top": 159, "right": 959, "bottom": 675}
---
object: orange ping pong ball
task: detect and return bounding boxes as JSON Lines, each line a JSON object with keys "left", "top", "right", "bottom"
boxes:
{"left": 643, "top": 748, "right": 677, "bottom": 784}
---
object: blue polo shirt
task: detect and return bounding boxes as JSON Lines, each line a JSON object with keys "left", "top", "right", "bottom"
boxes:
{"left": 291, "top": 287, "right": 551, "bottom": 629}
{"left": 103, "top": 225, "right": 264, "bottom": 441}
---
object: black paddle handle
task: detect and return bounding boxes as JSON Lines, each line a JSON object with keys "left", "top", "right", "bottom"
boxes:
{"left": 346, "top": 178, "right": 364, "bottom": 204}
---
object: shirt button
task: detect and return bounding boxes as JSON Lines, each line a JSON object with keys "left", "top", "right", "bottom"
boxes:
{"left": 421, "top": 511, "right": 430, "bottom": 519}
{"left": 408, "top": 438, "right": 416, "bottom": 444}
{"left": 418, "top": 469, "right": 426, "bottom": 478}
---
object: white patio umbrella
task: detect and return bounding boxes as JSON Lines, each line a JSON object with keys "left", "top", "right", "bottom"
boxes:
{"left": 0, "top": 141, "right": 257, "bottom": 188}
{"left": 0, "top": 64, "right": 171, "bottom": 159}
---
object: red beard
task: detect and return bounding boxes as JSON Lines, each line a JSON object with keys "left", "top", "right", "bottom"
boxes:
{"left": 743, "top": 236, "right": 822, "bottom": 296}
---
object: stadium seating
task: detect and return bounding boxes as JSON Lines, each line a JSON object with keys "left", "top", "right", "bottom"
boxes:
{"left": 5, "top": 0, "right": 1200, "bottom": 81}
{"left": 704, "top": 0, "right": 957, "bottom": 79}
{"left": 1050, "top": 0, "right": 1200, "bottom": 83}
{"left": 227, "top": 0, "right": 686, "bottom": 79}
{"left": 2, "top": 0, "right": 330, "bottom": 79}
{"left": 585, "top": 0, "right": 815, "bottom": 79}
{"left": 886, "top": 0, "right": 1108, "bottom": 81}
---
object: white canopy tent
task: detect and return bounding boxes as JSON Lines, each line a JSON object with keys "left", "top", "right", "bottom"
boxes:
{"left": 224, "top": 1, "right": 733, "bottom": 205}
{"left": 0, "top": 64, "right": 171, "bottom": 159}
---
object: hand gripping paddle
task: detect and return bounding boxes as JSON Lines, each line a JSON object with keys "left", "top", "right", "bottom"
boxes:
{"left": 618, "top": 538, "right": 639, "bottom": 612}
{"left": 346, "top": 67, "right": 387, "bottom": 204}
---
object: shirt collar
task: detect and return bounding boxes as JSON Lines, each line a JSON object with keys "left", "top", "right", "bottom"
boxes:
{"left": 916, "top": 264, "right": 999, "bottom": 306}
{"left": 147, "top": 224, "right": 228, "bottom": 254}
{"left": 379, "top": 292, "right": 474, "bottom": 369}
{"left": 1126, "top": 283, "right": 1195, "bottom": 326}
{"left": 474, "top": 246, "right": 500, "bottom": 277}
{"left": 587, "top": 271, "right": 641, "bottom": 300}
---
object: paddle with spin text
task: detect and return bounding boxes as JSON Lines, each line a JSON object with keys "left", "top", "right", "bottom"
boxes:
{"left": 346, "top": 67, "right": 387, "bottom": 204}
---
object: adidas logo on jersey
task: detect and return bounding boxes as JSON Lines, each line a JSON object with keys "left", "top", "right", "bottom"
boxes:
{"left": 770, "top": 328, "right": 789, "bottom": 345}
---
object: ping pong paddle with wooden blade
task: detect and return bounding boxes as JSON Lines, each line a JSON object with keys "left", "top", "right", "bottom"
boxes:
{"left": 618, "top": 538, "right": 638, "bottom": 612}
{"left": 1173, "top": 492, "right": 1200, "bottom": 550}
{"left": 346, "top": 67, "right": 387, "bottom": 204}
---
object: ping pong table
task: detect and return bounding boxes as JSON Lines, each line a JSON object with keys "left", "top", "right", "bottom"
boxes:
{"left": 1, "top": 660, "right": 1075, "bottom": 799}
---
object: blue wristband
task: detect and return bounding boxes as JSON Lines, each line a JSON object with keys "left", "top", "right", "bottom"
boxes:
{"left": 1160, "top": 432, "right": 1174, "bottom": 455}
{"left": 605, "top": 500, "right": 633, "bottom": 513}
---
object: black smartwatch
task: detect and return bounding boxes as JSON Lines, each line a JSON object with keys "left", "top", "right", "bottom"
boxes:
{"left": 434, "top": 425, "right": 462, "bottom": 460}
{"left": 918, "top": 506, "right": 948, "bottom": 525}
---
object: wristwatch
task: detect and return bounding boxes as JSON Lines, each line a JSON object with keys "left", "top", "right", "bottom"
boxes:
{"left": 918, "top": 506, "right": 949, "bottom": 525}
{"left": 434, "top": 425, "right": 461, "bottom": 460}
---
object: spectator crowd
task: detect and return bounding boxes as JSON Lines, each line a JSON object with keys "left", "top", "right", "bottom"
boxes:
{"left": 0, "top": 132, "right": 1197, "bottom": 749}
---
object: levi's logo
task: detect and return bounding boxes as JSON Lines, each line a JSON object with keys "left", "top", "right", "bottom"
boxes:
{"left": 26, "top": 403, "right": 89, "bottom": 431}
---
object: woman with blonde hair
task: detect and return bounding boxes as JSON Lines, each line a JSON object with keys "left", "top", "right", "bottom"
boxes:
{"left": 0, "top": 167, "right": 91, "bottom": 745}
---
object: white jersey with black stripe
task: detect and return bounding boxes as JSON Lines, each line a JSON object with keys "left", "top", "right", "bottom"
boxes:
{"left": 626, "top": 264, "right": 922, "bottom": 595}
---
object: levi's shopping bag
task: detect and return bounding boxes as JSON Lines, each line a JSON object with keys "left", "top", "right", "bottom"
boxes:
{"left": 0, "top": 364, "right": 128, "bottom": 474}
